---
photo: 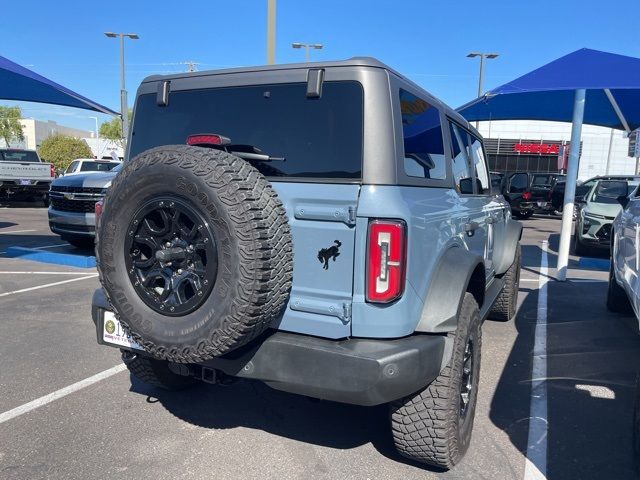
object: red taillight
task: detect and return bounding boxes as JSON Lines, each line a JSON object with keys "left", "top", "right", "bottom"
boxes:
{"left": 522, "top": 191, "right": 532, "bottom": 201}
{"left": 366, "top": 220, "right": 406, "bottom": 303}
{"left": 186, "top": 134, "right": 231, "bottom": 147}
{"left": 50, "top": 164, "right": 55, "bottom": 177}
{"left": 95, "top": 199, "right": 104, "bottom": 223}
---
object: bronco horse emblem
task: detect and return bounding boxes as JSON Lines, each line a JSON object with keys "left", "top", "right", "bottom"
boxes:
{"left": 317, "top": 240, "right": 342, "bottom": 270}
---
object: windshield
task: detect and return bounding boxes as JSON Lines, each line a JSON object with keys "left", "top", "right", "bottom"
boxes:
{"left": 130, "top": 82, "right": 364, "bottom": 180}
{"left": 80, "top": 161, "right": 120, "bottom": 172}
{"left": 590, "top": 180, "right": 638, "bottom": 204}
{"left": 0, "top": 150, "right": 40, "bottom": 162}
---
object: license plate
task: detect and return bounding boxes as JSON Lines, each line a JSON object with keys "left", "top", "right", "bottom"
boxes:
{"left": 20, "top": 179, "right": 32, "bottom": 185}
{"left": 537, "top": 201, "right": 548, "bottom": 207}
{"left": 102, "top": 311, "right": 143, "bottom": 351}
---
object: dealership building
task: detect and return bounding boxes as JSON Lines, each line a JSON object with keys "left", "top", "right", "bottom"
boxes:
{"left": 476, "top": 120, "right": 637, "bottom": 180}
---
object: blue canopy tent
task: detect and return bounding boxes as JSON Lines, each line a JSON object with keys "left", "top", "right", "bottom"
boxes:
{"left": 0, "top": 54, "right": 118, "bottom": 115}
{"left": 458, "top": 48, "right": 640, "bottom": 280}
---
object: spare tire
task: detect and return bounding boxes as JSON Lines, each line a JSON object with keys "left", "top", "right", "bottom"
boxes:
{"left": 96, "top": 145, "right": 293, "bottom": 363}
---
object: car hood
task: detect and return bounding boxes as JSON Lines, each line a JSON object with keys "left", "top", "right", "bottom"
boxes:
{"left": 52, "top": 170, "right": 118, "bottom": 189}
{"left": 584, "top": 201, "right": 622, "bottom": 218}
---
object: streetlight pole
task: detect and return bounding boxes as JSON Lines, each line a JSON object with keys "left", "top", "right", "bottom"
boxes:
{"left": 104, "top": 32, "right": 139, "bottom": 142}
{"left": 292, "top": 42, "right": 323, "bottom": 62}
{"left": 467, "top": 52, "right": 499, "bottom": 129}
{"left": 267, "top": 0, "right": 276, "bottom": 65}
{"left": 88, "top": 116, "right": 99, "bottom": 139}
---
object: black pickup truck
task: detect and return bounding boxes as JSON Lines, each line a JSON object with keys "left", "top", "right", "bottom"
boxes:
{"left": 500, "top": 172, "right": 565, "bottom": 219}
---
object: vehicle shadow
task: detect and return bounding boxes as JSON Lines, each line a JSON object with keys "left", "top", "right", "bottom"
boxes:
{"left": 127, "top": 374, "right": 441, "bottom": 473}
{"left": 0, "top": 221, "right": 18, "bottom": 229}
{"left": 0, "top": 199, "right": 47, "bottom": 208}
{"left": 490, "top": 243, "right": 640, "bottom": 479}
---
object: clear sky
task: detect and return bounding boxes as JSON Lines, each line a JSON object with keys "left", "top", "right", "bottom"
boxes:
{"left": 3, "top": 0, "right": 638, "bottom": 133}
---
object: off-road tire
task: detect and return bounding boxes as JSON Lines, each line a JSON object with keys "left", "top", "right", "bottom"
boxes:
{"left": 489, "top": 243, "right": 521, "bottom": 321}
{"left": 607, "top": 259, "right": 632, "bottom": 313}
{"left": 390, "top": 293, "right": 482, "bottom": 469}
{"left": 123, "top": 352, "right": 196, "bottom": 390}
{"left": 96, "top": 145, "right": 293, "bottom": 363}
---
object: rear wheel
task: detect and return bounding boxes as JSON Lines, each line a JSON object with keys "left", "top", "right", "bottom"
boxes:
{"left": 489, "top": 244, "right": 521, "bottom": 321}
{"left": 390, "top": 293, "right": 481, "bottom": 469}
{"left": 607, "top": 259, "right": 632, "bottom": 313}
{"left": 122, "top": 351, "right": 196, "bottom": 390}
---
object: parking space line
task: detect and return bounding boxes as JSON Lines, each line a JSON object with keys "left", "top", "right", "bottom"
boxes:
{"left": 0, "top": 271, "right": 96, "bottom": 275}
{"left": 0, "top": 364, "right": 126, "bottom": 425}
{"left": 0, "top": 229, "right": 37, "bottom": 234}
{"left": 32, "top": 243, "right": 69, "bottom": 250}
{"left": 524, "top": 240, "right": 549, "bottom": 480}
{"left": 0, "top": 274, "right": 98, "bottom": 297}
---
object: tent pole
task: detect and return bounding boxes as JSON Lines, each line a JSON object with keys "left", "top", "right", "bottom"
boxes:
{"left": 557, "top": 89, "right": 586, "bottom": 281}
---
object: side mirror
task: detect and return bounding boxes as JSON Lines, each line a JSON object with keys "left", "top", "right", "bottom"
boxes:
{"left": 618, "top": 195, "right": 630, "bottom": 208}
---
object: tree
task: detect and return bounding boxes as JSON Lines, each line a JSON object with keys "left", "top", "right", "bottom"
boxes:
{"left": 37, "top": 134, "right": 93, "bottom": 171}
{"left": 99, "top": 110, "right": 132, "bottom": 147}
{"left": 0, "top": 106, "right": 24, "bottom": 147}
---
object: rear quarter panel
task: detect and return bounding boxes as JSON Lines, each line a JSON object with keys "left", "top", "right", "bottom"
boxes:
{"left": 352, "top": 185, "right": 470, "bottom": 337}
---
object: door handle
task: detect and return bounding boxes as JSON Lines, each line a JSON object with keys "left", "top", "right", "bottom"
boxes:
{"left": 464, "top": 221, "right": 480, "bottom": 236}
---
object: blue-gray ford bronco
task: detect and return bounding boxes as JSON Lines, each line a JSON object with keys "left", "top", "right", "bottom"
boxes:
{"left": 92, "top": 58, "right": 522, "bottom": 469}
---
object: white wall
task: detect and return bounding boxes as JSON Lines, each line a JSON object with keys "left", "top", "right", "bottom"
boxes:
{"left": 1, "top": 119, "right": 93, "bottom": 150}
{"left": 477, "top": 120, "right": 636, "bottom": 180}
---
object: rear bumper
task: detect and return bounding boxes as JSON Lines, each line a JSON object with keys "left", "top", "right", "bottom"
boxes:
{"left": 91, "top": 289, "right": 446, "bottom": 406}
{"left": 0, "top": 182, "right": 51, "bottom": 196}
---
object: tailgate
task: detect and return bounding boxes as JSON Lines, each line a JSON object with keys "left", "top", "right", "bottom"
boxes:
{"left": 0, "top": 161, "right": 51, "bottom": 181}
{"left": 272, "top": 182, "right": 360, "bottom": 339}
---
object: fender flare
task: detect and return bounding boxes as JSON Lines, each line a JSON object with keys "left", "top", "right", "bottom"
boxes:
{"left": 493, "top": 220, "right": 523, "bottom": 275}
{"left": 415, "top": 246, "right": 485, "bottom": 333}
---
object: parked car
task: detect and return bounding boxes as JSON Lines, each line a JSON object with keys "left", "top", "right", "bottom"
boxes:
{"left": 576, "top": 175, "right": 640, "bottom": 202}
{"left": 501, "top": 171, "right": 564, "bottom": 219}
{"left": 62, "top": 158, "right": 121, "bottom": 176}
{"left": 0, "top": 148, "right": 54, "bottom": 205}
{"left": 48, "top": 164, "right": 121, "bottom": 247}
{"left": 574, "top": 179, "right": 638, "bottom": 256}
{"left": 90, "top": 58, "right": 522, "bottom": 470}
{"left": 609, "top": 184, "right": 640, "bottom": 325}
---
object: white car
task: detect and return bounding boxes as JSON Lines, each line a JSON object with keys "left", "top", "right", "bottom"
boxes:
{"left": 63, "top": 158, "right": 121, "bottom": 176}
{"left": 609, "top": 184, "right": 640, "bottom": 327}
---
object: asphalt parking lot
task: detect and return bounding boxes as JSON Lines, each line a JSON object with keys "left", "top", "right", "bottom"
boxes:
{"left": 1, "top": 205, "right": 639, "bottom": 480}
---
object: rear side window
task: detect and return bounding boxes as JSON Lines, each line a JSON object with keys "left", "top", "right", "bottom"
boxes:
{"left": 449, "top": 124, "right": 474, "bottom": 194}
{"left": 130, "top": 82, "right": 364, "bottom": 180}
{"left": 66, "top": 161, "right": 79, "bottom": 173}
{"left": 399, "top": 89, "right": 446, "bottom": 180}
{"left": 509, "top": 173, "right": 529, "bottom": 193}
{"left": 0, "top": 150, "right": 40, "bottom": 162}
{"left": 469, "top": 133, "right": 490, "bottom": 194}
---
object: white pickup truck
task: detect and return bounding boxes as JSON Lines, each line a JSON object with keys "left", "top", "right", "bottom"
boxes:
{"left": 0, "top": 149, "right": 54, "bottom": 205}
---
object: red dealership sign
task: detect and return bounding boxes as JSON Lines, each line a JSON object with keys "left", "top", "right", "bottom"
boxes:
{"left": 513, "top": 143, "right": 560, "bottom": 155}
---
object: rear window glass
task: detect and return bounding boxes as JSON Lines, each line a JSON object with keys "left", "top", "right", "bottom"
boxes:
{"left": 130, "top": 82, "right": 364, "bottom": 180}
{"left": 80, "top": 162, "right": 120, "bottom": 172}
{"left": 0, "top": 150, "right": 40, "bottom": 162}
{"left": 532, "top": 175, "right": 554, "bottom": 186}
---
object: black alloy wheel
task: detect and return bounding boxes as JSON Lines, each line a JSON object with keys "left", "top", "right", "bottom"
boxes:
{"left": 460, "top": 338, "right": 474, "bottom": 419}
{"left": 124, "top": 196, "right": 217, "bottom": 316}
